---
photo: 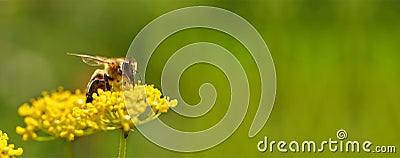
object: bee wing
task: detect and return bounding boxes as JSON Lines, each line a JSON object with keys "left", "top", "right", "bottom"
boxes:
{"left": 67, "top": 53, "right": 108, "bottom": 66}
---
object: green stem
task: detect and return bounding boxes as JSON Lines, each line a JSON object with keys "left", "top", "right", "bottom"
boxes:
{"left": 118, "top": 130, "right": 127, "bottom": 158}
{"left": 34, "top": 136, "right": 57, "bottom": 141}
{"left": 64, "top": 141, "right": 73, "bottom": 158}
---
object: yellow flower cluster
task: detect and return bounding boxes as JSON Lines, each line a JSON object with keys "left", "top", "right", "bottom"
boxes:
{"left": 146, "top": 85, "right": 178, "bottom": 113}
{"left": 16, "top": 88, "right": 86, "bottom": 141}
{"left": 16, "top": 85, "right": 177, "bottom": 141}
{"left": 0, "top": 130, "right": 23, "bottom": 157}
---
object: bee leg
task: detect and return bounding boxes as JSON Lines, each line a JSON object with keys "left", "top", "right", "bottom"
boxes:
{"left": 104, "top": 74, "right": 111, "bottom": 90}
{"left": 86, "top": 79, "right": 100, "bottom": 103}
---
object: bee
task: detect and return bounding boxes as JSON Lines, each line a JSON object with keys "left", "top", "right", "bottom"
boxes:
{"left": 68, "top": 53, "right": 137, "bottom": 103}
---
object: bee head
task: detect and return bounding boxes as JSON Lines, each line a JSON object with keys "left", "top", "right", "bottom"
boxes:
{"left": 104, "top": 58, "right": 125, "bottom": 81}
{"left": 122, "top": 57, "right": 137, "bottom": 85}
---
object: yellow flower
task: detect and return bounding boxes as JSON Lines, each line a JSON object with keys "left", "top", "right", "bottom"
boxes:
{"left": 16, "top": 88, "right": 89, "bottom": 141}
{"left": 16, "top": 84, "right": 177, "bottom": 141}
{"left": 144, "top": 84, "right": 177, "bottom": 113}
{"left": 0, "top": 130, "right": 23, "bottom": 157}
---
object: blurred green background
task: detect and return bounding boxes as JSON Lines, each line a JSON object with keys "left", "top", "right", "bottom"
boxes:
{"left": 0, "top": 0, "right": 399, "bottom": 157}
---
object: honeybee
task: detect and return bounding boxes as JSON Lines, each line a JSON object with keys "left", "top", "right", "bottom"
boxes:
{"left": 68, "top": 53, "right": 137, "bottom": 103}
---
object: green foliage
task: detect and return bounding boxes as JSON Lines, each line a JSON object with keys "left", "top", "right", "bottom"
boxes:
{"left": 0, "top": 0, "right": 399, "bottom": 157}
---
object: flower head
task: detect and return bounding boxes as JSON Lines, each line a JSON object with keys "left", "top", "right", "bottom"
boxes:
{"left": 16, "top": 84, "right": 177, "bottom": 141}
{"left": 16, "top": 88, "right": 87, "bottom": 141}
{"left": 0, "top": 130, "right": 23, "bottom": 157}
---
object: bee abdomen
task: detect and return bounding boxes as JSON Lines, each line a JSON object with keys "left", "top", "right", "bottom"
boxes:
{"left": 85, "top": 78, "right": 109, "bottom": 103}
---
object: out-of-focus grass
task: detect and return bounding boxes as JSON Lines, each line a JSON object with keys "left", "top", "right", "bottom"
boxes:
{"left": 0, "top": 0, "right": 399, "bottom": 157}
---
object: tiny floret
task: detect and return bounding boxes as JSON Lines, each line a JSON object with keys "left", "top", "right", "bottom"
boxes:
{"left": 0, "top": 130, "right": 23, "bottom": 157}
